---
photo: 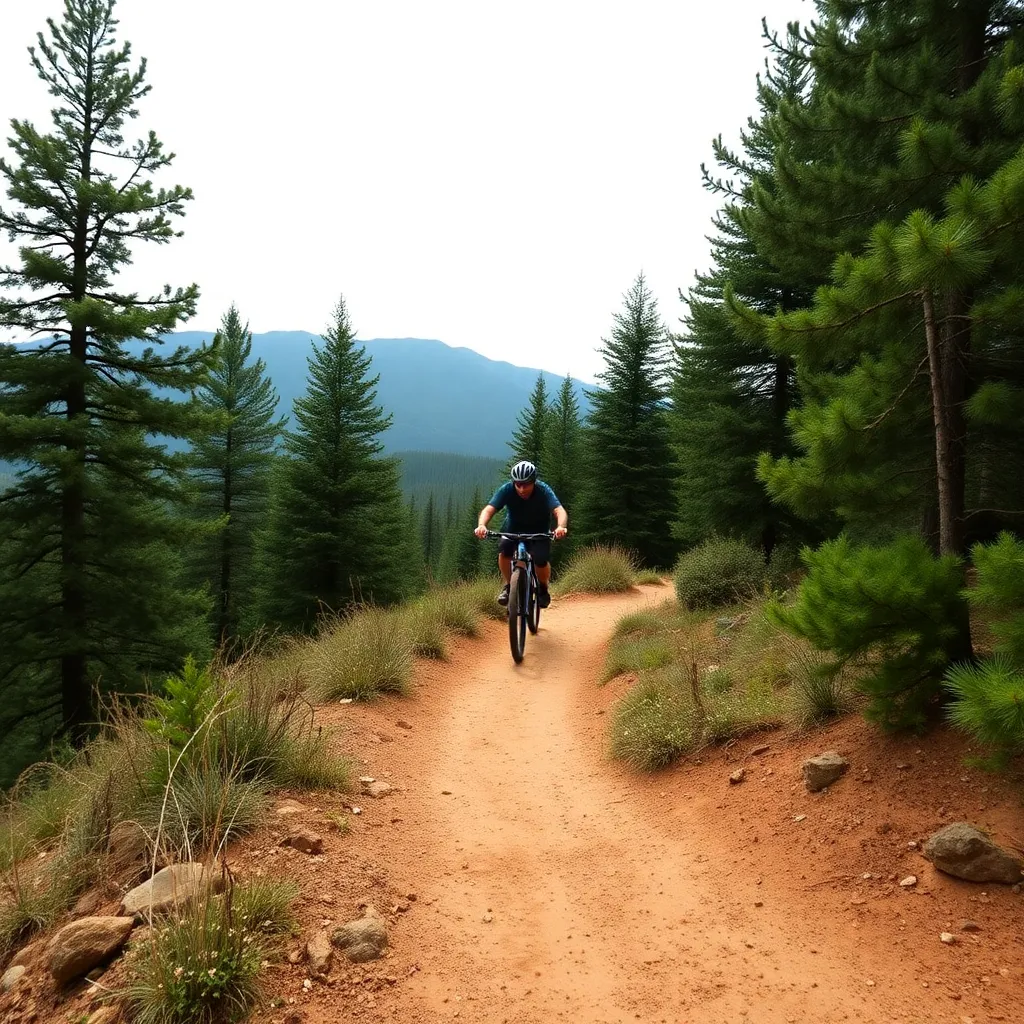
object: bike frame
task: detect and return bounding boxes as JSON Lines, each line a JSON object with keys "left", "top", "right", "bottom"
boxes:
{"left": 485, "top": 530, "right": 552, "bottom": 663}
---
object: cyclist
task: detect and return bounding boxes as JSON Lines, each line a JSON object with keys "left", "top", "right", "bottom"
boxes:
{"left": 474, "top": 460, "right": 569, "bottom": 608}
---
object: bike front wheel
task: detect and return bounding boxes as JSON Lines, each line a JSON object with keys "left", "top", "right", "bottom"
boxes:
{"left": 507, "top": 566, "right": 527, "bottom": 663}
{"left": 527, "top": 571, "right": 540, "bottom": 635}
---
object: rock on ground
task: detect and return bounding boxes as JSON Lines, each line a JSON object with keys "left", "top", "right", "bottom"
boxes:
{"left": 47, "top": 916, "right": 134, "bottom": 986}
{"left": 802, "top": 752, "right": 850, "bottom": 792}
{"left": 120, "top": 862, "right": 220, "bottom": 919}
{"left": 1, "top": 964, "right": 26, "bottom": 992}
{"left": 280, "top": 831, "right": 324, "bottom": 855}
{"left": 332, "top": 905, "right": 388, "bottom": 963}
{"left": 923, "top": 822, "right": 1024, "bottom": 884}
{"left": 307, "top": 929, "right": 334, "bottom": 974}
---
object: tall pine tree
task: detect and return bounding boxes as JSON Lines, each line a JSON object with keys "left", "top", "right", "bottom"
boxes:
{"left": 508, "top": 373, "right": 549, "bottom": 466}
{"left": 0, "top": 0, "right": 214, "bottom": 750}
{"left": 253, "top": 297, "right": 408, "bottom": 631}
{"left": 578, "top": 275, "right": 677, "bottom": 567}
{"left": 190, "top": 305, "right": 284, "bottom": 646}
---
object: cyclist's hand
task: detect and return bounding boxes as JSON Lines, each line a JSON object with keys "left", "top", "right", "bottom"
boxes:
{"left": 474, "top": 525, "right": 488, "bottom": 539}
{"left": 553, "top": 526, "right": 568, "bottom": 540}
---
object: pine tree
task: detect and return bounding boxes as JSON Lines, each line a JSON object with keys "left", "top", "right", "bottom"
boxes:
{"left": 437, "top": 489, "right": 485, "bottom": 583}
{"left": 253, "top": 297, "right": 408, "bottom": 631}
{"left": 420, "top": 491, "right": 442, "bottom": 575}
{"left": 578, "top": 274, "right": 677, "bottom": 568}
{"left": 0, "top": 0, "right": 215, "bottom": 746}
{"left": 541, "top": 375, "right": 582, "bottom": 564}
{"left": 190, "top": 304, "right": 285, "bottom": 646}
{"left": 508, "top": 373, "right": 549, "bottom": 466}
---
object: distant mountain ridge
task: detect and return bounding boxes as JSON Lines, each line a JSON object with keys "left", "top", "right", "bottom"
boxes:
{"left": 168, "top": 331, "right": 590, "bottom": 460}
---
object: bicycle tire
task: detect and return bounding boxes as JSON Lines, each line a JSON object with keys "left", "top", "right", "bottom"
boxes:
{"left": 527, "top": 569, "right": 540, "bottom": 635}
{"left": 507, "top": 567, "right": 527, "bottom": 663}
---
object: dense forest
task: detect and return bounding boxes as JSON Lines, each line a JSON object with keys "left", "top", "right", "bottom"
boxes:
{"left": 3, "top": 0, "right": 1024, "bottom": 787}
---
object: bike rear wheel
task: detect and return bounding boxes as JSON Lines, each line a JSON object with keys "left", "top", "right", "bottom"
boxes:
{"left": 527, "top": 569, "right": 540, "bottom": 634}
{"left": 507, "top": 566, "right": 527, "bottom": 663}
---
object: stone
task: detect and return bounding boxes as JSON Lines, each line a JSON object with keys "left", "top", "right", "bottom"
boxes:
{"left": 729, "top": 768, "right": 746, "bottom": 784}
{"left": 11, "top": 938, "right": 45, "bottom": 967}
{"left": 88, "top": 1008, "right": 121, "bottom": 1024}
{"left": 307, "top": 930, "right": 333, "bottom": 974}
{"left": 923, "top": 823, "right": 1024, "bottom": 884}
{"left": 961, "top": 921, "right": 982, "bottom": 932}
{"left": 362, "top": 781, "right": 393, "bottom": 799}
{"left": 275, "top": 799, "right": 307, "bottom": 816}
{"left": 332, "top": 905, "right": 388, "bottom": 963}
{"left": 802, "top": 752, "right": 850, "bottom": 792}
{"left": 73, "top": 889, "right": 105, "bottom": 917}
{"left": 940, "top": 932, "right": 957, "bottom": 945}
{"left": 1, "top": 964, "right": 26, "bottom": 992}
{"left": 120, "top": 863, "right": 219, "bottom": 919}
{"left": 47, "top": 916, "right": 134, "bottom": 986}
{"left": 280, "top": 832, "right": 324, "bottom": 855}
{"left": 899, "top": 875, "right": 917, "bottom": 887}
{"left": 750, "top": 744, "right": 770, "bottom": 756}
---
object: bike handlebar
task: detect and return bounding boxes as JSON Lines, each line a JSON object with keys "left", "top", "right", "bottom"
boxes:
{"left": 483, "top": 530, "right": 555, "bottom": 540}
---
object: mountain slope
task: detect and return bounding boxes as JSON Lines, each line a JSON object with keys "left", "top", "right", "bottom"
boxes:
{"left": 170, "top": 332, "right": 590, "bottom": 459}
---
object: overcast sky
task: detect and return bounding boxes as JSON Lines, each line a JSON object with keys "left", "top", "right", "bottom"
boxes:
{"left": 0, "top": 0, "right": 812, "bottom": 383}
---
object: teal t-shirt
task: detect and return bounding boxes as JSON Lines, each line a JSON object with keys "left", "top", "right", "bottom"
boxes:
{"left": 488, "top": 480, "right": 561, "bottom": 533}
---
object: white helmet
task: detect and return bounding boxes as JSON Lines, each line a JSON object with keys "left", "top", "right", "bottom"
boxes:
{"left": 510, "top": 460, "right": 537, "bottom": 483}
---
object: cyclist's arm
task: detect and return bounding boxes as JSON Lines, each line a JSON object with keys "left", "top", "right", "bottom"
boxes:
{"left": 477, "top": 504, "right": 497, "bottom": 530}
{"left": 552, "top": 504, "right": 568, "bottom": 537}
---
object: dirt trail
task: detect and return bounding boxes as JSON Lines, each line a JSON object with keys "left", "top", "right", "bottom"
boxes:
{"left": 267, "top": 585, "right": 1023, "bottom": 1024}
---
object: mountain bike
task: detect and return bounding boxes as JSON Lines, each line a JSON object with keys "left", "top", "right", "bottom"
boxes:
{"left": 485, "top": 531, "right": 553, "bottom": 664}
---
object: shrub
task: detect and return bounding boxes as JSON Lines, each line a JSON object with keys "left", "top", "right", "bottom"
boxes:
{"left": 126, "top": 879, "right": 279, "bottom": 1024}
{"left": 673, "top": 537, "right": 766, "bottom": 610}
{"left": 786, "top": 652, "right": 857, "bottom": 728}
{"left": 610, "top": 675, "right": 698, "bottom": 771}
{"left": 461, "top": 577, "right": 507, "bottom": 621}
{"left": 555, "top": 545, "right": 637, "bottom": 595}
{"left": 420, "top": 587, "right": 480, "bottom": 637}
{"left": 600, "top": 635, "right": 675, "bottom": 684}
{"left": 635, "top": 569, "right": 667, "bottom": 586}
{"left": 610, "top": 609, "right": 666, "bottom": 642}
{"left": 773, "top": 535, "right": 965, "bottom": 730}
{"left": 306, "top": 606, "right": 413, "bottom": 701}
{"left": 403, "top": 603, "right": 449, "bottom": 660}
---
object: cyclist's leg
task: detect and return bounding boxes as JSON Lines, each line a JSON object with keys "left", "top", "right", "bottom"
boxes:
{"left": 497, "top": 538, "right": 515, "bottom": 605}
{"left": 531, "top": 538, "right": 553, "bottom": 607}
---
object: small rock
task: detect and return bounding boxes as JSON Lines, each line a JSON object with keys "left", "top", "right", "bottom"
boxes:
{"left": 961, "top": 921, "right": 981, "bottom": 932}
{"left": 276, "top": 799, "right": 307, "bottom": 816}
{"left": 750, "top": 744, "right": 770, "bottom": 756}
{"left": 396, "top": 720, "right": 413, "bottom": 730}
{"left": 793, "top": 814, "right": 807, "bottom": 822}
{"left": 332, "top": 905, "right": 388, "bottom": 963}
{"left": 899, "top": 876, "right": 917, "bottom": 888}
{"left": 482, "top": 913, "right": 493, "bottom": 923}
{"left": 307, "top": 930, "right": 333, "bottom": 974}
{"left": 908, "top": 840, "right": 919, "bottom": 849}
{"left": 281, "top": 832, "right": 324, "bottom": 856}
{"left": 73, "top": 889, "right": 105, "bottom": 917}
{"left": 363, "top": 781, "right": 393, "bottom": 799}
{"left": 1, "top": 964, "right": 26, "bottom": 992}
{"left": 924, "top": 823, "right": 1024, "bottom": 884}
{"left": 47, "top": 916, "right": 135, "bottom": 986}
{"left": 87, "top": 1008, "right": 120, "bottom": 1024}
{"left": 120, "top": 863, "right": 219, "bottom": 919}
{"left": 802, "top": 752, "right": 850, "bottom": 793}
{"left": 729, "top": 768, "right": 746, "bottom": 784}
{"left": 940, "top": 932, "right": 957, "bottom": 945}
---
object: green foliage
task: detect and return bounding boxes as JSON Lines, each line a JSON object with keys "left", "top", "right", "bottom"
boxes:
{"left": 772, "top": 536, "right": 965, "bottom": 730}
{"left": 600, "top": 635, "right": 675, "bottom": 684}
{"left": 944, "top": 533, "right": 1024, "bottom": 758}
{"left": 305, "top": 606, "right": 414, "bottom": 701}
{"left": 555, "top": 545, "right": 637, "bottom": 595}
{"left": 508, "top": 373, "right": 549, "bottom": 466}
{"left": 189, "top": 305, "right": 285, "bottom": 646}
{"left": 0, "top": 0, "right": 216, "bottom": 764}
{"left": 253, "top": 296, "right": 410, "bottom": 632}
{"left": 125, "top": 880, "right": 285, "bottom": 1024}
{"left": 673, "top": 537, "right": 766, "bottom": 610}
{"left": 577, "top": 274, "right": 678, "bottom": 567}
{"left": 143, "top": 656, "right": 218, "bottom": 752}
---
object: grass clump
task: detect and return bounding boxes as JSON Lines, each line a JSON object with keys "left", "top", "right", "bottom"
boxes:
{"left": 419, "top": 587, "right": 480, "bottom": 638}
{"left": 635, "top": 569, "right": 667, "bottom": 586}
{"left": 461, "top": 577, "right": 507, "bottom": 621}
{"left": 673, "top": 537, "right": 766, "bottom": 610}
{"left": 305, "top": 606, "right": 413, "bottom": 700}
{"left": 555, "top": 544, "right": 638, "bottom": 595}
{"left": 125, "top": 876, "right": 296, "bottom": 1024}
{"left": 610, "top": 675, "right": 697, "bottom": 770}
{"left": 600, "top": 634, "right": 675, "bottom": 684}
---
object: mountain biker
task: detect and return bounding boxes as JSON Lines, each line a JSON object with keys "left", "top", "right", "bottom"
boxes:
{"left": 474, "top": 460, "right": 568, "bottom": 608}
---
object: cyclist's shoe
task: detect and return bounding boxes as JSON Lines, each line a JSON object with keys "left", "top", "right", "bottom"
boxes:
{"left": 497, "top": 583, "right": 510, "bottom": 607}
{"left": 537, "top": 584, "right": 551, "bottom": 609}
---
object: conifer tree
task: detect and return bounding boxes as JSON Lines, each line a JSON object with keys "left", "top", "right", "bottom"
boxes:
{"left": 541, "top": 375, "right": 582, "bottom": 564}
{"left": 508, "top": 373, "right": 549, "bottom": 465}
{"left": 578, "top": 275, "right": 677, "bottom": 567}
{"left": 437, "top": 488, "right": 485, "bottom": 583}
{"left": 190, "top": 305, "right": 284, "bottom": 646}
{"left": 420, "top": 491, "right": 442, "bottom": 574}
{"left": 0, "top": 0, "right": 214, "bottom": 744}
{"left": 253, "top": 297, "right": 408, "bottom": 631}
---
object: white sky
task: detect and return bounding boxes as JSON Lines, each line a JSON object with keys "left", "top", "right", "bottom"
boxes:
{"left": 1, "top": 0, "right": 812, "bottom": 383}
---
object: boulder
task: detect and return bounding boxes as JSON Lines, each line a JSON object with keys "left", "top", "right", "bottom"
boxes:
{"left": 306, "top": 930, "right": 333, "bottom": 974}
{"left": 1, "top": 964, "right": 26, "bottom": 992}
{"left": 802, "top": 752, "right": 850, "bottom": 792}
{"left": 120, "top": 863, "right": 219, "bottom": 919}
{"left": 331, "top": 905, "right": 388, "bottom": 963}
{"left": 87, "top": 1008, "right": 121, "bottom": 1024}
{"left": 923, "top": 823, "right": 1024, "bottom": 884}
{"left": 47, "top": 916, "right": 134, "bottom": 986}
